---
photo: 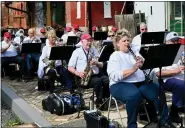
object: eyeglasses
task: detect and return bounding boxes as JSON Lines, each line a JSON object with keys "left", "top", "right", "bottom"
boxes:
{"left": 141, "top": 28, "right": 147, "bottom": 31}
{"left": 108, "top": 35, "right": 114, "bottom": 37}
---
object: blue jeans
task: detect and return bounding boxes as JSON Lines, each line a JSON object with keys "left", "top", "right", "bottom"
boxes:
{"left": 26, "top": 53, "right": 41, "bottom": 71}
{"left": 163, "top": 78, "right": 184, "bottom": 107}
{"left": 110, "top": 82, "right": 169, "bottom": 128}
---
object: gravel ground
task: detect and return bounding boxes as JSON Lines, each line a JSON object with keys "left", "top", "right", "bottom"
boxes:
{"left": 1, "top": 100, "right": 20, "bottom": 127}
{"left": 53, "top": 119, "right": 86, "bottom": 128}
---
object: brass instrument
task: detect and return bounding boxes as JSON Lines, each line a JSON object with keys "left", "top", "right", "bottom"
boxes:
{"left": 42, "top": 57, "right": 60, "bottom": 77}
{"left": 127, "top": 46, "right": 153, "bottom": 83}
{"left": 80, "top": 47, "right": 94, "bottom": 86}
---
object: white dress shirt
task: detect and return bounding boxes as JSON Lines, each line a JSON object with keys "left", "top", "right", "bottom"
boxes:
{"left": 1, "top": 41, "right": 18, "bottom": 57}
{"left": 23, "top": 36, "right": 41, "bottom": 43}
{"left": 153, "top": 63, "right": 184, "bottom": 82}
{"left": 37, "top": 45, "right": 62, "bottom": 78}
{"left": 107, "top": 51, "right": 145, "bottom": 86}
{"left": 68, "top": 47, "right": 100, "bottom": 74}
{"left": 131, "top": 34, "right": 141, "bottom": 53}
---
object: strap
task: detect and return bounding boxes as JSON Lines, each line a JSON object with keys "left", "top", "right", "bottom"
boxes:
{"left": 82, "top": 47, "right": 90, "bottom": 63}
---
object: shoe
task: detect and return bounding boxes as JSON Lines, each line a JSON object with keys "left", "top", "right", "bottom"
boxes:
{"left": 169, "top": 105, "right": 182, "bottom": 123}
{"left": 160, "top": 119, "right": 176, "bottom": 128}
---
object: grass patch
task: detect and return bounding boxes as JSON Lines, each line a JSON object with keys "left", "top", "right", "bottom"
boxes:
{"left": 5, "top": 116, "right": 24, "bottom": 127}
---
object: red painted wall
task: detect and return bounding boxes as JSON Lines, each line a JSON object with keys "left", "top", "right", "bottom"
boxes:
{"left": 91, "top": 1, "right": 126, "bottom": 27}
{"left": 70, "top": 2, "right": 86, "bottom": 27}
{"left": 1, "top": 2, "right": 28, "bottom": 29}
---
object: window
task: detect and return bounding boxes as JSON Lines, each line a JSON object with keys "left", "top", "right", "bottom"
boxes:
{"left": 104, "top": 2, "right": 111, "bottom": 18}
{"left": 76, "top": 2, "right": 81, "bottom": 19}
{"left": 171, "top": 2, "right": 184, "bottom": 18}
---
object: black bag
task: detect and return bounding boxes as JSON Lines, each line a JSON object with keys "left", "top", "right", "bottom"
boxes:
{"left": 84, "top": 110, "right": 109, "bottom": 128}
{"left": 42, "top": 93, "right": 85, "bottom": 116}
{"left": 38, "top": 78, "right": 50, "bottom": 91}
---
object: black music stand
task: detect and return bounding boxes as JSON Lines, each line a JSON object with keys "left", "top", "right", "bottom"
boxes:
{"left": 140, "top": 44, "right": 180, "bottom": 128}
{"left": 141, "top": 31, "right": 168, "bottom": 45}
{"left": 49, "top": 46, "right": 76, "bottom": 61}
{"left": 21, "top": 43, "right": 42, "bottom": 53}
{"left": 67, "top": 36, "right": 79, "bottom": 46}
{"left": 40, "top": 38, "right": 46, "bottom": 44}
{"left": 98, "top": 43, "right": 114, "bottom": 62}
{"left": 102, "top": 40, "right": 113, "bottom": 46}
{"left": 94, "top": 32, "right": 107, "bottom": 41}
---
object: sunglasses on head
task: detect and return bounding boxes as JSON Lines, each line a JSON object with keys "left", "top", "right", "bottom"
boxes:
{"left": 108, "top": 35, "right": 114, "bottom": 37}
{"left": 141, "top": 28, "right": 147, "bottom": 31}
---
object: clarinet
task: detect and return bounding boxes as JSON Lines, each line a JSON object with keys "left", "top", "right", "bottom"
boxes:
{"left": 127, "top": 46, "right": 153, "bottom": 83}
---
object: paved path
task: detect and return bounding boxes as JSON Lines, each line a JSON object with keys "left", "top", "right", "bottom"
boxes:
{"left": 2, "top": 77, "right": 184, "bottom": 127}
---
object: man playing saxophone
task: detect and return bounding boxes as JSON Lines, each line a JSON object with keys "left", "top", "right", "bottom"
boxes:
{"left": 68, "top": 33, "right": 109, "bottom": 108}
{"left": 37, "top": 31, "right": 73, "bottom": 93}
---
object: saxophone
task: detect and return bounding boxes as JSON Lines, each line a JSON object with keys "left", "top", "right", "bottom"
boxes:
{"left": 80, "top": 47, "right": 94, "bottom": 86}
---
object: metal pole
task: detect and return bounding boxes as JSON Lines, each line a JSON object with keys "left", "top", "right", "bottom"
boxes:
{"left": 181, "top": 1, "right": 183, "bottom": 36}
{"left": 87, "top": 1, "right": 92, "bottom": 36}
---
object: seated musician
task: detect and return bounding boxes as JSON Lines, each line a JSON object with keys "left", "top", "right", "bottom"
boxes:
{"left": 154, "top": 32, "right": 184, "bottom": 123}
{"left": 107, "top": 29, "right": 175, "bottom": 128}
{"left": 68, "top": 33, "right": 109, "bottom": 108}
{"left": 37, "top": 31, "right": 73, "bottom": 93}
{"left": 23, "top": 28, "right": 41, "bottom": 78}
{"left": 1, "top": 32, "right": 26, "bottom": 80}
{"left": 13, "top": 29, "right": 26, "bottom": 53}
{"left": 61, "top": 27, "right": 72, "bottom": 44}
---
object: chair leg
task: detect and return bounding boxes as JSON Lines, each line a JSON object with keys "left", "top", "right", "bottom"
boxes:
{"left": 143, "top": 103, "right": 150, "bottom": 122}
{"left": 107, "top": 95, "right": 112, "bottom": 119}
{"left": 113, "top": 97, "right": 124, "bottom": 127}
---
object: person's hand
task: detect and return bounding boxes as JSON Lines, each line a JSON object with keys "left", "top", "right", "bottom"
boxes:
{"left": 90, "top": 60, "right": 98, "bottom": 66}
{"left": 136, "top": 56, "right": 143, "bottom": 66}
{"left": 133, "top": 60, "right": 143, "bottom": 72}
{"left": 176, "top": 65, "right": 185, "bottom": 74}
{"left": 76, "top": 71, "right": 86, "bottom": 79}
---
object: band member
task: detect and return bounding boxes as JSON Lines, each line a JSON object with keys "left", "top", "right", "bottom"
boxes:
{"left": 13, "top": 29, "right": 26, "bottom": 52}
{"left": 131, "top": 22, "right": 148, "bottom": 52}
{"left": 40, "top": 28, "right": 47, "bottom": 38}
{"left": 23, "top": 28, "right": 41, "bottom": 78}
{"left": 154, "top": 32, "right": 184, "bottom": 123}
{"left": 106, "top": 31, "right": 115, "bottom": 41}
{"left": 107, "top": 29, "right": 175, "bottom": 128}
{"left": 1, "top": 32, "right": 26, "bottom": 80}
{"left": 38, "top": 31, "right": 73, "bottom": 93}
{"left": 61, "top": 27, "right": 72, "bottom": 44}
{"left": 68, "top": 33, "right": 109, "bottom": 108}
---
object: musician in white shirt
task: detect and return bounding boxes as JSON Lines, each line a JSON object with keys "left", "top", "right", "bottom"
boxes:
{"left": 38, "top": 31, "right": 72, "bottom": 93}
{"left": 131, "top": 22, "right": 148, "bottom": 53}
{"left": 13, "top": 29, "right": 26, "bottom": 52}
{"left": 22, "top": 28, "right": 41, "bottom": 78}
{"left": 68, "top": 33, "right": 109, "bottom": 108}
{"left": 154, "top": 32, "right": 184, "bottom": 123}
{"left": 1, "top": 32, "right": 26, "bottom": 80}
{"left": 107, "top": 29, "right": 175, "bottom": 128}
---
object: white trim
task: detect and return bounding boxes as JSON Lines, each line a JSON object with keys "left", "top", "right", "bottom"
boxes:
{"left": 76, "top": 1, "right": 81, "bottom": 19}
{"left": 104, "top": 2, "right": 112, "bottom": 18}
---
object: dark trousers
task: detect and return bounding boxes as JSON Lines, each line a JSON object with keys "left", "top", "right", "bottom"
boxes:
{"left": 88, "top": 74, "right": 109, "bottom": 103}
{"left": 26, "top": 53, "right": 41, "bottom": 73}
{"left": 163, "top": 78, "right": 184, "bottom": 107}
{"left": 110, "top": 82, "right": 168, "bottom": 128}
{"left": 45, "top": 66, "right": 72, "bottom": 92}
{"left": 1, "top": 56, "right": 26, "bottom": 76}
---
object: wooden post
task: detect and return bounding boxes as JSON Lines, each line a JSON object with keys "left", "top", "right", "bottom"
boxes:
{"left": 46, "top": 1, "right": 51, "bottom": 26}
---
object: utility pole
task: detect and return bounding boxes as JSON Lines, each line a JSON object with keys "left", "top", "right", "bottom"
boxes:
{"left": 87, "top": 1, "right": 92, "bottom": 36}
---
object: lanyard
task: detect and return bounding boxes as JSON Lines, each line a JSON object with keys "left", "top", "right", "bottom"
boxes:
{"left": 82, "top": 47, "right": 90, "bottom": 63}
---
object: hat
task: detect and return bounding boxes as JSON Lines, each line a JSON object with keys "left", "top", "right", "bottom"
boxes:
{"left": 166, "top": 32, "right": 180, "bottom": 41}
{"left": 66, "top": 27, "right": 72, "bottom": 32}
{"left": 73, "top": 24, "right": 79, "bottom": 30}
{"left": 81, "top": 33, "right": 92, "bottom": 40}
{"left": 4, "top": 32, "right": 11, "bottom": 39}
{"left": 112, "top": 27, "right": 118, "bottom": 32}
{"left": 19, "top": 29, "right": 24, "bottom": 33}
{"left": 40, "top": 28, "right": 46, "bottom": 33}
{"left": 92, "top": 26, "right": 96, "bottom": 31}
